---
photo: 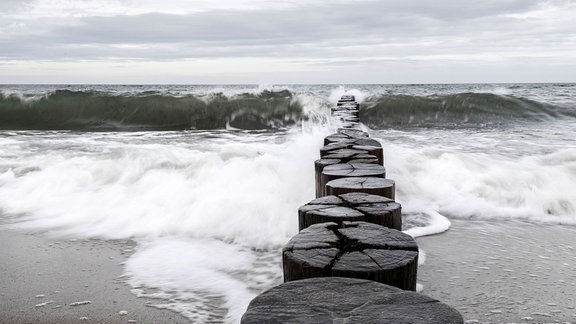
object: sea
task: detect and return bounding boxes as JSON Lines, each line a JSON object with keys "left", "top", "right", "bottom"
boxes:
{"left": 1, "top": 83, "right": 575, "bottom": 323}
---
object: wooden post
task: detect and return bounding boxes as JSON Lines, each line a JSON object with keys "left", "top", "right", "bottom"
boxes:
{"left": 314, "top": 159, "right": 340, "bottom": 198}
{"left": 326, "top": 177, "right": 396, "bottom": 200}
{"left": 323, "top": 152, "right": 378, "bottom": 163}
{"left": 353, "top": 145, "right": 384, "bottom": 165}
{"left": 324, "top": 133, "right": 351, "bottom": 145}
{"left": 320, "top": 141, "right": 357, "bottom": 156}
{"left": 320, "top": 162, "right": 386, "bottom": 197}
{"left": 337, "top": 128, "right": 369, "bottom": 138}
{"left": 241, "top": 277, "right": 464, "bottom": 324}
{"left": 283, "top": 221, "right": 418, "bottom": 291}
{"left": 298, "top": 192, "right": 402, "bottom": 231}
{"left": 315, "top": 159, "right": 380, "bottom": 198}
{"left": 321, "top": 138, "right": 384, "bottom": 165}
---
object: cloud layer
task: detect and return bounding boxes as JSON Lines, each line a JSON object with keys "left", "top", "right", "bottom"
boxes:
{"left": 1, "top": 0, "right": 575, "bottom": 83}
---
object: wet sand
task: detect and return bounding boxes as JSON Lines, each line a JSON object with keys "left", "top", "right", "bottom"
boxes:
{"left": 3, "top": 219, "right": 576, "bottom": 324}
{"left": 417, "top": 219, "right": 576, "bottom": 324}
{"left": 0, "top": 229, "right": 189, "bottom": 324}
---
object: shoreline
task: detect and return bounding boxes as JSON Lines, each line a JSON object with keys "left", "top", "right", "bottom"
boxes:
{"left": 416, "top": 218, "right": 576, "bottom": 323}
{"left": 0, "top": 229, "right": 189, "bottom": 324}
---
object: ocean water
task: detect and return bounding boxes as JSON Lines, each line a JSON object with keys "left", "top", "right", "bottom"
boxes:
{"left": 1, "top": 83, "right": 575, "bottom": 322}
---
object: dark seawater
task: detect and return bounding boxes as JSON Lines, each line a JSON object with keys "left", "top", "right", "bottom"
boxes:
{"left": 1, "top": 83, "right": 575, "bottom": 323}
{"left": 0, "top": 87, "right": 302, "bottom": 131}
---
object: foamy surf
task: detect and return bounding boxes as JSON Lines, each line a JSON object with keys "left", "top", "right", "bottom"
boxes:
{"left": 125, "top": 237, "right": 282, "bottom": 323}
{"left": 370, "top": 124, "right": 576, "bottom": 226}
{"left": 403, "top": 210, "right": 452, "bottom": 238}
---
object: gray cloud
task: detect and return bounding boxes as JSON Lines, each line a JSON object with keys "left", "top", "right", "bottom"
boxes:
{"left": 1, "top": 0, "right": 574, "bottom": 83}
{"left": 57, "top": 1, "right": 544, "bottom": 44}
{"left": 1, "top": 1, "right": 545, "bottom": 59}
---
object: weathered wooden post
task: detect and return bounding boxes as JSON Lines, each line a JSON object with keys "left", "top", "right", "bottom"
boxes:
{"left": 337, "top": 128, "right": 369, "bottom": 138}
{"left": 314, "top": 158, "right": 340, "bottom": 198}
{"left": 283, "top": 221, "right": 418, "bottom": 290}
{"left": 321, "top": 139, "right": 384, "bottom": 166}
{"left": 298, "top": 192, "right": 401, "bottom": 231}
{"left": 241, "top": 277, "right": 464, "bottom": 324}
{"left": 320, "top": 162, "right": 386, "bottom": 197}
{"left": 322, "top": 152, "right": 379, "bottom": 163}
{"left": 326, "top": 176, "right": 396, "bottom": 200}
{"left": 315, "top": 157, "right": 380, "bottom": 197}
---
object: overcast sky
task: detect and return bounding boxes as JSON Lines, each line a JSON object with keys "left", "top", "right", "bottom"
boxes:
{"left": 1, "top": 0, "right": 575, "bottom": 84}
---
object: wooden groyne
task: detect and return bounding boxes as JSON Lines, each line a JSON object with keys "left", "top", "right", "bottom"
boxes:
{"left": 242, "top": 95, "right": 463, "bottom": 323}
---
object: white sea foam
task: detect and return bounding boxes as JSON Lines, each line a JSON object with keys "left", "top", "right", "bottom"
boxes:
{"left": 403, "top": 209, "right": 451, "bottom": 238}
{"left": 125, "top": 237, "right": 270, "bottom": 323}
{"left": 380, "top": 138, "right": 576, "bottom": 225}
{"left": 0, "top": 129, "right": 329, "bottom": 247}
{"left": 329, "top": 86, "right": 369, "bottom": 104}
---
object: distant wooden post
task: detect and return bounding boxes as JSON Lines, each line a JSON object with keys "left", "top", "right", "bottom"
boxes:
{"left": 332, "top": 96, "right": 360, "bottom": 128}
{"left": 337, "top": 128, "right": 369, "bottom": 138}
{"left": 321, "top": 138, "right": 384, "bottom": 166}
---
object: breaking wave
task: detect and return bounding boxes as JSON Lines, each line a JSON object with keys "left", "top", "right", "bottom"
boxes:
{"left": 0, "top": 89, "right": 303, "bottom": 131}
{"left": 3, "top": 87, "right": 575, "bottom": 131}
{"left": 360, "top": 93, "right": 576, "bottom": 129}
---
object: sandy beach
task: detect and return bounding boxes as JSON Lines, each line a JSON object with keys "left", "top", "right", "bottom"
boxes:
{"left": 0, "top": 229, "right": 189, "bottom": 324}
{"left": 417, "top": 219, "right": 576, "bottom": 324}
{"left": 3, "top": 218, "right": 576, "bottom": 324}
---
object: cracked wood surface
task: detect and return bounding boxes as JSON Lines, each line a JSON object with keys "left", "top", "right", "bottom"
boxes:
{"left": 283, "top": 221, "right": 417, "bottom": 290}
{"left": 326, "top": 176, "right": 396, "bottom": 199}
{"left": 298, "top": 192, "right": 401, "bottom": 230}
